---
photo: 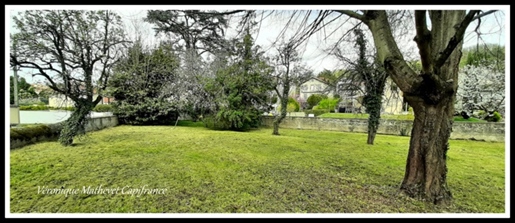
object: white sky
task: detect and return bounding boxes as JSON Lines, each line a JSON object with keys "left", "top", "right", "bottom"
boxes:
{"left": 6, "top": 5, "right": 508, "bottom": 84}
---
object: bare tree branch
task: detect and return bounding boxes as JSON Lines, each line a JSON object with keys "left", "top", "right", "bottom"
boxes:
{"left": 334, "top": 10, "right": 365, "bottom": 21}
{"left": 435, "top": 10, "right": 480, "bottom": 67}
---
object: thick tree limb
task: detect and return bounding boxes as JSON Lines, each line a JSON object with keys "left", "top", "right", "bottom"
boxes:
{"left": 435, "top": 10, "right": 480, "bottom": 67}
{"left": 414, "top": 10, "right": 432, "bottom": 73}
{"left": 472, "top": 10, "right": 497, "bottom": 21}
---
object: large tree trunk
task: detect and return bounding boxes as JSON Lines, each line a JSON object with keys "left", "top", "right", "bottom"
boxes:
{"left": 401, "top": 96, "right": 454, "bottom": 204}
{"left": 365, "top": 95, "right": 382, "bottom": 145}
{"left": 272, "top": 95, "right": 288, "bottom": 135}
{"left": 364, "top": 83, "right": 386, "bottom": 145}
{"left": 366, "top": 128, "right": 377, "bottom": 145}
{"left": 340, "top": 10, "right": 470, "bottom": 204}
{"left": 366, "top": 108, "right": 380, "bottom": 145}
{"left": 58, "top": 100, "right": 96, "bottom": 146}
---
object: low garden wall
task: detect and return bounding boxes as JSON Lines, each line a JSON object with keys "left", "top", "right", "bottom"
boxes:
{"left": 261, "top": 116, "right": 505, "bottom": 142}
{"left": 10, "top": 115, "right": 119, "bottom": 149}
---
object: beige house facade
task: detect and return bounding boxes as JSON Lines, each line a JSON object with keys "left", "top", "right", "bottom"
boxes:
{"left": 299, "top": 78, "right": 334, "bottom": 101}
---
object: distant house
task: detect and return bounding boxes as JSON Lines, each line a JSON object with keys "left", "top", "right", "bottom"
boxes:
{"left": 48, "top": 94, "right": 76, "bottom": 108}
{"left": 336, "top": 78, "right": 406, "bottom": 114}
{"left": 299, "top": 77, "right": 334, "bottom": 102}
{"left": 381, "top": 79, "right": 408, "bottom": 114}
{"left": 30, "top": 83, "right": 49, "bottom": 95}
{"left": 336, "top": 79, "right": 364, "bottom": 113}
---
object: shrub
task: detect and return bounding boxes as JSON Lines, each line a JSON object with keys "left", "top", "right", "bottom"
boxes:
{"left": 307, "top": 94, "right": 327, "bottom": 109}
{"left": 203, "top": 115, "right": 232, "bottom": 130}
{"left": 286, "top": 103, "right": 297, "bottom": 113}
{"left": 484, "top": 111, "right": 502, "bottom": 122}
{"left": 10, "top": 123, "right": 63, "bottom": 149}
{"left": 109, "top": 42, "right": 181, "bottom": 126}
{"left": 277, "top": 97, "right": 301, "bottom": 113}
{"left": 19, "top": 105, "right": 49, "bottom": 110}
{"left": 113, "top": 100, "right": 178, "bottom": 125}
{"left": 287, "top": 97, "right": 300, "bottom": 112}
{"left": 49, "top": 106, "right": 76, "bottom": 111}
{"left": 317, "top": 98, "right": 340, "bottom": 110}
{"left": 93, "top": 104, "right": 113, "bottom": 112}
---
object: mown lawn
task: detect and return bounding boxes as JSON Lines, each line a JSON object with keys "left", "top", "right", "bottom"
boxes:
{"left": 10, "top": 122, "right": 505, "bottom": 213}
{"left": 319, "top": 113, "right": 486, "bottom": 122}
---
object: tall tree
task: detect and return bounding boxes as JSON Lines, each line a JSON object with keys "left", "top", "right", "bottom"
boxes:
{"left": 10, "top": 76, "right": 37, "bottom": 104}
{"left": 460, "top": 43, "right": 505, "bottom": 68}
{"left": 272, "top": 41, "right": 312, "bottom": 135}
{"left": 10, "top": 10, "right": 128, "bottom": 146}
{"left": 108, "top": 41, "right": 181, "bottom": 125}
{"left": 204, "top": 30, "right": 275, "bottom": 130}
{"left": 333, "top": 28, "right": 388, "bottom": 145}
{"left": 335, "top": 10, "right": 495, "bottom": 204}
{"left": 145, "top": 10, "right": 230, "bottom": 56}
{"left": 145, "top": 10, "right": 234, "bottom": 120}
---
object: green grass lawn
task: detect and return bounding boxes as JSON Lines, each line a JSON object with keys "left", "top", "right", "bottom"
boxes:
{"left": 10, "top": 122, "right": 505, "bottom": 213}
{"left": 319, "top": 113, "right": 486, "bottom": 122}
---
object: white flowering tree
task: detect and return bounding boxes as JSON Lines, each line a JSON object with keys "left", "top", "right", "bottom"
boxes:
{"left": 456, "top": 63, "right": 505, "bottom": 118}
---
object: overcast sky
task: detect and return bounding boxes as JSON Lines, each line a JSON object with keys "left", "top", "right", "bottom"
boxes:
{"left": 6, "top": 5, "right": 508, "bottom": 84}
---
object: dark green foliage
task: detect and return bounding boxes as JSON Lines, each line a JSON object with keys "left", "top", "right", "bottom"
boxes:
{"left": 10, "top": 123, "right": 64, "bottom": 149}
{"left": 204, "top": 31, "right": 274, "bottom": 131}
{"left": 19, "top": 105, "right": 49, "bottom": 110}
{"left": 307, "top": 94, "right": 327, "bottom": 109}
{"left": 10, "top": 76, "right": 37, "bottom": 104}
{"left": 484, "top": 111, "right": 502, "bottom": 122}
{"left": 342, "top": 28, "right": 388, "bottom": 144}
{"left": 92, "top": 104, "right": 113, "bottom": 112}
{"left": 145, "top": 10, "right": 229, "bottom": 55}
{"left": 19, "top": 105, "right": 76, "bottom": 111}
{"left": 11, "top": 125, "right": 55, "bottom": 142}
{"left": 316, "top": 69, "right": 340, "bottom": 87}
{"left": 109, "top": 42, "right": 181, "bottom": 125}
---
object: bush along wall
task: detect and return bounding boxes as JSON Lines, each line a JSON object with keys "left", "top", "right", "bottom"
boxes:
{"left": 10, "top": 123, "right": 64, "bottom": 149}
{"left": 10, "top": 116, "right": 119, "bottom": 149}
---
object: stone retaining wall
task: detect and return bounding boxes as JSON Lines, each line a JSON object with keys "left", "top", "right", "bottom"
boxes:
{"left": 261, "top": 116, "right": 505, "bottom": 141}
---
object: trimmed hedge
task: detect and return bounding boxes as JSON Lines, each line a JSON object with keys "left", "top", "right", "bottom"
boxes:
{"left": 19, "top": 105, "right": 76, "bottom": 111}
{"left": 92, "top": 104, "right": 113, "bottom": 112}
{"left": 19, "top": 104, "right": 113, "bottom": 112}
{"left": 10, "top": 123, "right": 64, "bottom": 149}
